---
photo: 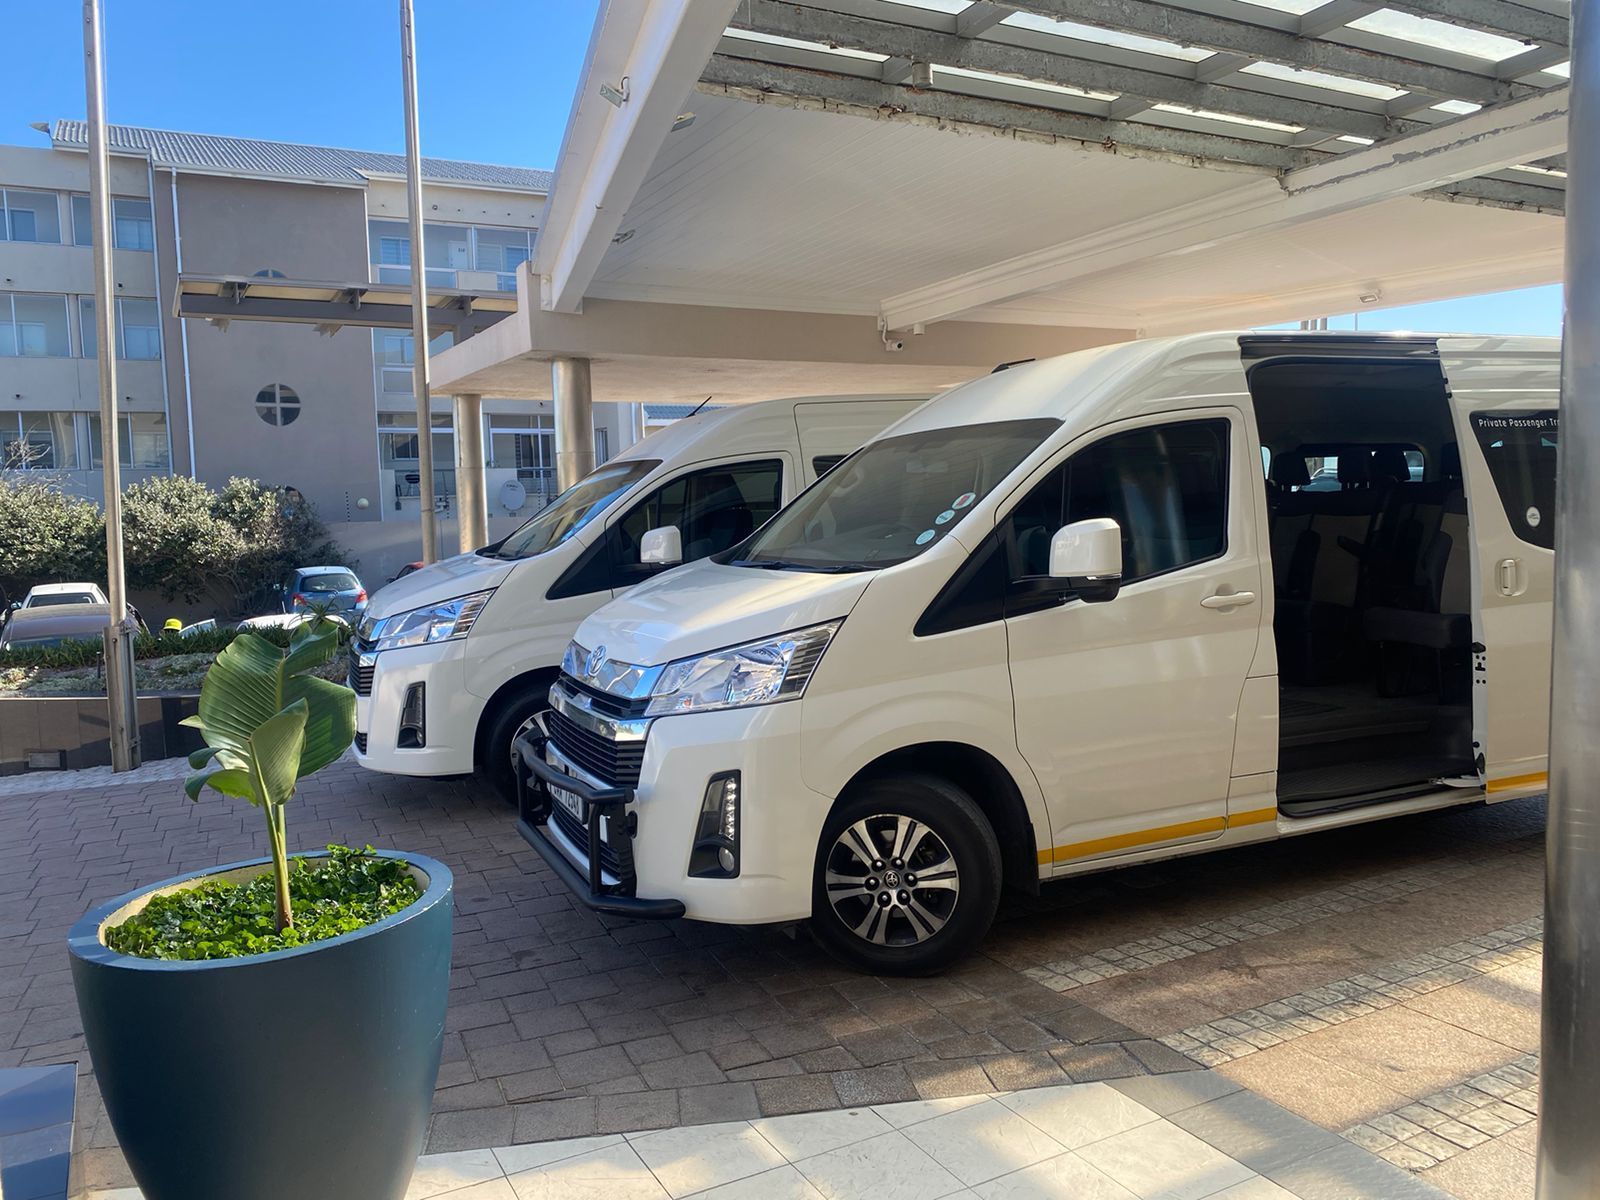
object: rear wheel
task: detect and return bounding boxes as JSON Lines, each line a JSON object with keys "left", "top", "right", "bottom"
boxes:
{"left": 810, "top": 774, "right": 1001, "bottom": 975}
{"left": 476, "top": 681, "right": 552, "bottom": 806}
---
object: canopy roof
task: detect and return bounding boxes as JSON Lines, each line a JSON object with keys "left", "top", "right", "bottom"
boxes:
{"left": 432, "top": 0, "right": 1569, "bottom": 403}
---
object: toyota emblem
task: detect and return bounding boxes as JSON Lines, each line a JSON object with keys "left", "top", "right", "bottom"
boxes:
{"left": 585, "top": 645, "right": 606, "bottom": 678}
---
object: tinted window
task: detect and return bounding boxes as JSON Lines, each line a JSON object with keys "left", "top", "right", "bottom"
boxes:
{"left": 813, "top": 454, "right": 847, "bottom": 477}
{"left": 614, "top": 460, "right": 783, "bottom": 575}
{"left": 28, "top": 593, "right": 95, "bottom": 607}
{"left": 738, "top": 420, "right": 1058, "bottom": 572}
{"left": 917, "top": 419, "right": 1230, "bottom": 635}
{"left": 1471, "top": 411, "right": 1557, "bottom": 550}
{"left": 299, "top": 572, "right": 359, "bottom": 593}
{"left": 547, "top": 460, "right": 784, "bottom": 599}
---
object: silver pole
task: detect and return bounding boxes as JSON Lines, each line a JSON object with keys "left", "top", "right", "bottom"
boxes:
{"left": 1542, "top": 0, "right": 1599, "bottom": 1193}
{"left": 453, "top": 393, "right": 487, "bottom": 554}
{"left": 551, "top": 357, "right": 595, "bottom": 491}
{"left": 400, "top": 0, "right": 438, "bottom": 563}
{"left": 83, "top": 0, "right": 139, "bottom": 772}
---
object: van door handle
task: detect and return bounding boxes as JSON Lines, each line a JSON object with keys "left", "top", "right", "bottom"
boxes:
{"left": 1201, "top": 591, "right": 1256, "bottom": 609}
{"left": 1498, "top": 558, "right": 1521, "bottom": 597}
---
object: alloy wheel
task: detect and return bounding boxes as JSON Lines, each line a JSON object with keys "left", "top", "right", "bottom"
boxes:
{"left": 823, "top": 812, "right": 961, "bottom": 946}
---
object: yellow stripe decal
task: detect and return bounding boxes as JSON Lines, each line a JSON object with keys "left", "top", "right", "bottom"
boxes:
{"left": 1487, "top": 771, "right": 1547, "bottom": 794}
{"left": 1037, "top": 805, "right": 1280, "bottom": 866}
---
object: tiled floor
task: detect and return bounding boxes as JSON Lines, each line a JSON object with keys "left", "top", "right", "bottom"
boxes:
{"left": 81, "top": 1073, "right": 1454, "bottom": 1200}
{"left": 0, "top": 758, "right": 1547, "bottom": 1199}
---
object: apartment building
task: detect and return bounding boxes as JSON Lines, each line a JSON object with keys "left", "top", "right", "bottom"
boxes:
{"left": 0, "top": 121, "right": 638, "bottom": 532}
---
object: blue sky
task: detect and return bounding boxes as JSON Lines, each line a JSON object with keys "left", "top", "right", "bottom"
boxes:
{"left": 0, "top": 0, "right": 1560, "bottom": 336}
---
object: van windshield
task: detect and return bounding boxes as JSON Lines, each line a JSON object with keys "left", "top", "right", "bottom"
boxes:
{"left": 734, "top": 419, "right": 1058, "bottom": 572}
{"left": 492, "top": 459, "right": 659, "bottom": 560}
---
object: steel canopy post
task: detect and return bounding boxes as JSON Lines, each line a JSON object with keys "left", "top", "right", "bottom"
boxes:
{"left": 82, "top": 0, "right": 139, "bottom": 772}
{"left": 1540, "top": 0, "right": 1600, "bottom": 1194}
{"left": 400, "top": 0, "right": 438, "bottom": 563}
{"left": 453, "top": 393, "right": 487, "bottom": 554}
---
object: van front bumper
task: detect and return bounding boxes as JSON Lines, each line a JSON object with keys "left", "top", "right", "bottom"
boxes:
{"left": 352, "top": 641, "right": 481, "bottom": 776}
{"left": 513, "top": 702, "right": 831, "bottom": 925}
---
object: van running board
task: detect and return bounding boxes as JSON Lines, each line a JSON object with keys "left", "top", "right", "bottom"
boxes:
{"left": 1277, "top": 779, "right": 1464, "bottom": 819}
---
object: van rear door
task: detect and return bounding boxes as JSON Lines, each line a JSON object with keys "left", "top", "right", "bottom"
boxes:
{"left": 1437, "top": 337, "right": 1560, "bottom": 796}
{"left": 794, "top": 400, "right": 925, "bottom": 485}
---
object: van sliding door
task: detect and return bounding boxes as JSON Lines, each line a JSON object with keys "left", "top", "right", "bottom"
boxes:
{"left": 1437, "top": 337, "right": 1560, "bottom": 797}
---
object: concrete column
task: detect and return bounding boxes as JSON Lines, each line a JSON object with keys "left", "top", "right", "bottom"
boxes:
{"left": 551, "top": 356, "right": 595, "bottom": 491}
{"left": 453, "top": 393, "right": 487, "bottom": 554}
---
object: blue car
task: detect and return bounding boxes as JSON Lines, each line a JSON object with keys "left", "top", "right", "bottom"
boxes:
{"left": 281, "top": 566, "right": 367, "bottom": 618}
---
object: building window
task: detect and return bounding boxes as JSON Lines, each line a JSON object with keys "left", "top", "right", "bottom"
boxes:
{"left": 0, "top": 190, "right": 63, "bottom": 244}
{"left": 255, "top": 384, "right": 301, "bottom": 427}
{"left": 69, "top": 195, "right": 155, "bottom": 251}
{"left": 253, "top": 269, "right": 287, "bottom": 279}
{"left": 378, "top": 413, "right": 455, "bottom": 498}
{"left": 369, "top": 219, "right": 533, "bottom": 292}
{"left": 88, "top": 412, "right": 171, "bottom": 470}
{"left": 373, "top": 329, "right": 453, "bottom": 396}
{"left": 1, "top": 411, "right": 77, "bottom": 470}
{"left": 78, "top": 297, "right": 162, "bottom": 360}
{"left": 0, "top": 293, "right": 71, "bottom": 357}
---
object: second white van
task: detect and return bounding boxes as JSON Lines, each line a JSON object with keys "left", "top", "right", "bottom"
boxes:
{"left": 516, "top": 331, "right": 1558, "bottom": 973}
{"left": 350, "top": 394, "right": 925, "bottom": 800}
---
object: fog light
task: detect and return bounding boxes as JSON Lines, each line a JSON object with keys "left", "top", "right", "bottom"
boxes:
{"left": 397, "top": 682, "right": 426, "bottom": 749}
{"left": 689, "top": 771, "right": 739, "bottom": 878}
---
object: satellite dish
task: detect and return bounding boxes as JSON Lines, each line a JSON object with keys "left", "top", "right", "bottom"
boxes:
{"left": 500, "top": 479, "right": 528, "bottom": 512}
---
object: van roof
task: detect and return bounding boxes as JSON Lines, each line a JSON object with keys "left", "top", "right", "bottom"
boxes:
{"left": 614, "top": 393, "right": 931, "bottom": 466}
{"left": 889, "top": 331, "right": 1560, "bottom": 436}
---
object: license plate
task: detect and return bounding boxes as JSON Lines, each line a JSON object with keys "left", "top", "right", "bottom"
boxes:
{"left": 549, "top": 783, "right": 585, "bottom": 823}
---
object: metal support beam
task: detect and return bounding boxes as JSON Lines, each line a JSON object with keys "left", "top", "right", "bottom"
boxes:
{"left": 992, "top": 0, "right": 1529, "bottom": 104}
{"left": 1541, "top": 0, "right": 1598, "bottom": 1194}
{"left": 877, "top": 82, "right": 1567, "bottom": 328}
{"left": 401, "top": 0, "right": 438, "bottom": 563}
{"left": 552, "top": 357, "right": 595, "bottom": 492}
{"left": 453, "top": 393, "right": 487, "bottom": 555}
{"left": 82, "top": 0, "right": 138, "bottom": 773}
{"left": 729, "top": 0, "right": 1419, "bottom": 140}
{"left": 954, "top": 2, "right": 1014, "bottom": 39}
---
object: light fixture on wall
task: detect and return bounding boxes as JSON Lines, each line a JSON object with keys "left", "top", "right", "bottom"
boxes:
{"left": 599, "top": 76, "right": 630, "bottom": 107}
{"left": 671, "top": 111, "right": 696, "bottom": 132}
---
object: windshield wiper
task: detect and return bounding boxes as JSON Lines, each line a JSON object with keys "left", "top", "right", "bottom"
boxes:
{"left": 730, "top": 558, "right": 862, "bottom": 573}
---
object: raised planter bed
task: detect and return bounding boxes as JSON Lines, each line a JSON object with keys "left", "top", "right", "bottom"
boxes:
{"left": 0, "top": 695, "right": 202, "bottom": 776}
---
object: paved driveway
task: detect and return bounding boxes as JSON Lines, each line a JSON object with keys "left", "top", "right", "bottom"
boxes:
{"left": 0, "top": 759, "right": 1543, "bottom": 1198}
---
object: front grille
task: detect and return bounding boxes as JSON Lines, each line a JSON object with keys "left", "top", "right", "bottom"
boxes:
{"left": 561, "top": 675, "right": 651, "bottom": 720}
{"left": 547, "top": 708, "right": 644, "bottom": 788}
{"left": 354, "top": 731, "right": 368, "bottom": 754}
{"left": 349, "top": 645, "right": 374, "bottom": 696}
{"left": 549, "top": 798, "right": 624, "bottom": 878}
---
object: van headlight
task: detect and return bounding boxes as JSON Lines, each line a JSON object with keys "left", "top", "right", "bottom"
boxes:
{"left": 368, "top": 591, "right": 493, "bottom": 652}
{"left": 645, "top": 621, "right": 841, "bottom": 717}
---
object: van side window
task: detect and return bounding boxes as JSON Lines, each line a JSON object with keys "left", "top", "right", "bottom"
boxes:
{"left": 813, "top": 454, "right": 846, "bottom": 477}
{"left": 1470, "top": 411, "right": 1557, "bottom": 550}
{"left": 1012, "top": 419, "right": 1230, "bottom": 583}
{"left": 548, "top": 460, "right": 785, "bottom": 599}
{"left": 915, "top": 419, "right": 1230, "bottom": 635}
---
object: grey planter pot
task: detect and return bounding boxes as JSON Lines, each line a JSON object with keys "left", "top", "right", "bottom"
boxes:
{"left": 68, "top": 849, "right": 453, "bottom": 1200}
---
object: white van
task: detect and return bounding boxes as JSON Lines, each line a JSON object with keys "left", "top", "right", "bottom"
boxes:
{"left": 517, "top": 332, "right": 1558, "bottom": 973}
{"left": 351, "top": 395, "right": 926, "bottom": 799}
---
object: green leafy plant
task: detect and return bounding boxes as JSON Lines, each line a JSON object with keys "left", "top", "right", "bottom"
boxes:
{"left": 104, "top": 844, "right": 421, "bottom": 961}
{"left": 181, "top": 616, "right": 356, "bottom": 931}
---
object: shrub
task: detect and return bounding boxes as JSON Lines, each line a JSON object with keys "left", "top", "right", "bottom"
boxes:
{"left": 0, "top": 474, "right": 105, "bottom": 604}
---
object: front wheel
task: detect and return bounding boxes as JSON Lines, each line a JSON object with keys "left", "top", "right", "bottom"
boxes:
{"left": 810, "top": 774, "right": 1002, "bottom": 975}
{"left": 476, "top": 682, "right": 551, "bottom": 806}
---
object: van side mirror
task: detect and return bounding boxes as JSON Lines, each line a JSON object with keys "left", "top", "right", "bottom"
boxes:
{"left": 1049, "top": 517, "right": 1122, "bottom": 603}
{"left": 640, "top": 525, "right": 683, "bottom": 567}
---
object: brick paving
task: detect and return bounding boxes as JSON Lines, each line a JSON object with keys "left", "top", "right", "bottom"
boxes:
{"left": 0, "top": 757, "right": 1547, "bottom": 1196}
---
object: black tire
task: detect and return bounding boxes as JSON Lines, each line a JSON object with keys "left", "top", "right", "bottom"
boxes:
{"left": 810, "top": 773, "right": 1002, "bottom": 976}
{"left": 476, "top": 680, "right": 553, "bottom": 806}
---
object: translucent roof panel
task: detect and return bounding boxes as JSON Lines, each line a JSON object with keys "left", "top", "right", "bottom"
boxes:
{"left": 1150, "top": 103, "right": 1303, "bottom": 133}
{"left": 1432, "top": 99, "right": 1484, "bottom": 115}
{"left": 879, "top": 0, "right": 969, "bottom": 12}
{"left": 1229, "top": 0, "right": 1332, "bottom": 16}
{"left": 1239, "top": 61, "right": 1405, "bottom": 101}
{"left": 934, "top": 64, "right": 1119, "bottom": 103}
{"left": 721, "top": 28, "right": 887, "bottom": 62}
{"left": 1001, "top": 12, "right": 1212, "bottom": 62}
{"left": 1346, "top": 11, "right": 1533, "bottom": 62}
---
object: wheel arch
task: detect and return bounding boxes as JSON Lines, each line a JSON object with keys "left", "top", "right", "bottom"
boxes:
{"left": 838, "top": 742, "right": 1041, "bottom": 895}
{"left": 473, "top": 666, "right": 559, "bottom": 768}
